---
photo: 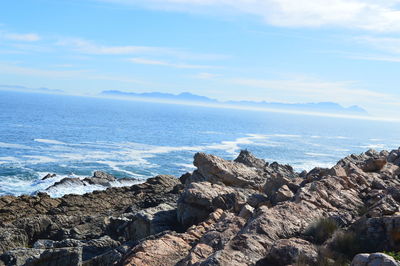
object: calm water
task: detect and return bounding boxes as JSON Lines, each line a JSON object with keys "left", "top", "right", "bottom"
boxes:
{"left": 1, "top": 90, "right": 399, "bottom": 196}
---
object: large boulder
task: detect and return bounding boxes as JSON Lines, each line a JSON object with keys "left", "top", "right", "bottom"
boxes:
{"left": 351, "top": 253, "right": 399, "bottom": 266}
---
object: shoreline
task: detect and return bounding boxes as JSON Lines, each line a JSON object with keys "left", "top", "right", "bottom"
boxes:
{"left": 1, "top": 148, "right": 400, "bottom": 265}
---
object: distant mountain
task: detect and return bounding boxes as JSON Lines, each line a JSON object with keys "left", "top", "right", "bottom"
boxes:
{"left": 0, "top": 84, "right": 64, "bottom": 93}
{"left": 101, "top": 90, "right": 368, "bottom": 116}
{"left": 102, "top": 90, "right": 216, "bottom": 103}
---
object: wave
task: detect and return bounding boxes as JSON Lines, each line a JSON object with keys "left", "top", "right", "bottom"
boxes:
{"left": 0, "top": 142, "right": 31, "bottom": 149}
{"left": 34, "top": 139, "right": 66, "bottom": 145}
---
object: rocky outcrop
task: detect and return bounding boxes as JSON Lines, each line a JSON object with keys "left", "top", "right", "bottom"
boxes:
{"left": 0, "top": 175, "right": 181, "bottom": 265}
{"left": 351, "top": 253, "right": 399, "bottom": 266}
{"left": 2, "top": 148, "right": 400, "bottom": 265}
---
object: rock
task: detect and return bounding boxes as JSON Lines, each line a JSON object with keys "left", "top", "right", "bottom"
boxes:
{"left": 194, "top": 152, "right": 264, "bottom": 189}
{"left": 42, "top": 174, "right": 56, "bottom": 180}
{"left": 0, "top": 175, "right": 180, "bottom": 256}
{"left": 123, "top": 209, "right": 225, "bottom": 266}
{"left": 111, "top": 203, "right": 178, "bottom": 241}
{"left": 367, "top": 195, "right": 399, "bottom": 217}
{"left": 362, "top": 158, "right": 387, "bottom": 173}
{"left": 179, "top": 172, "right": 191, "bottom": 185}
{"left": 177, "top": 181, "right": 238, "bottom": 228}
{"left": 356, "top": 216, "right": 400, "bottom": 251}
{"left": 45, "top": 178, "right": 86, "bottom": 194}
{"left": 239, "top": 204, "right": 254, "bottom": 220}
{"left": 234, "top": 150, "right": 266, "bottom": 170}
{"left": 329, "top": 165, "right": 347, "bottom": 177}
{"left": 351, "top": 254, "right": 370, "bottom": 266}
{"left": 264, "top": 174, "right": 291, "bottom": 198}
{"left": 264, "top": 238, "right": 318, "bottom": 266}
{"left": 274, "top": 184, "right": 294, "bottom": 204}
{"left": 92, "top": 171, "right": 116, "bottom": 181}
{"left": 351, "top": 253, "right": 399, "bottom": 266}
{"left": 3, "top": 149, "right": 400, "bottom": 266}
{"left": 0, "top": 247, "right": 82, "bottom": 266}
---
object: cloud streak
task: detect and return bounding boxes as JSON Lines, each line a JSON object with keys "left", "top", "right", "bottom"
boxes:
{"left": 98, "top": 0, "right": 400, "bottom": 33}
{"left": 3, "top": 33, "right": 41, "bottom": 42}
{"left": 129, "top": 57, "right": 221, "bottom": 69}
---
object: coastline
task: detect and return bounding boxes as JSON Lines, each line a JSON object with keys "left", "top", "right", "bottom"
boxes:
{"left": 1, "top": 149, "right": 400, "bottom": 265}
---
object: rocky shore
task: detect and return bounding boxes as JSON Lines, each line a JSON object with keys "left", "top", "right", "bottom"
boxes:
{"left": 1, "top": 148, "right": 400, "bottom": 265}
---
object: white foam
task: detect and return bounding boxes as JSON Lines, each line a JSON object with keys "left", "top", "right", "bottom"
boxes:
{"left": 0, "top": 142, "right": 31, "bottom": 149}
{"left": 175, "top": 163, "right": 196, "bottom": 171}
{"left": 268, "top": 134, "right": 301, "bottom": 138}
{"left": 22, "top": 155, "right": 58, "bottom": 164}
{"left": 305, "top": 152, "right": 332, "bottom": 157}
{"left": 359, "top": 144, "right": 386, "bottom": 150}
{"left": 292, "top": 161, "right": 335, "bottom": 172}
{"left": 34, "top": 139, "right": 66, "bottom": 145}
{"left": 41, "top": 175, "right": 141, "bottom": 198}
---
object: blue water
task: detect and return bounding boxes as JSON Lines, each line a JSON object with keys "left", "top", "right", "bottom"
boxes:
{"left": 1, "top": 90, "right": 399, "bottom": 196}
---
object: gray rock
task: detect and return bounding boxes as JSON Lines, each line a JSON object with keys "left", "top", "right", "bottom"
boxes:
{"left": 0, "top": 247, "right": 82, "bottom": 266}
{"left": 351, "top": 253, "right": 399, "bottom": 266}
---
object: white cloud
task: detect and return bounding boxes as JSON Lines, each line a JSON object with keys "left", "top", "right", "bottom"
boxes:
{"left": 356, "top": 36, "right": 400, "bottom": 54}
{"left": 57, "top": 38, "right": 163, "bottom": 55}
{"left": 99, "top": 0, "right": 400, "bottom": 32}
{"left": 193, "top": 72, "right": 221, "bottom": 79}
{"left": 129, "top": 57, "right": 220, "bottom": 69}
{"left": 346, "top": 54, "right": 400, "bottom": 63}
{"left": 3, "top": 33, "right": 41, "bottom": 42}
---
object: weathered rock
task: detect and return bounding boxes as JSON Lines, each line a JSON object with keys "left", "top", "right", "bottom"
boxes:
{"left": 274, "top": 184, "right": 294, "bottom": 203}
{"left": 42, "top": 174, "right": 56, "bottom": 180}
{"left": 194, "top": 152, "right": 264, "bottom": 189}
{"left": 362, "top": 158, "right": 387, "bottom": 173}
{"left": 0, "top": 175, "right": 180, "bottom": 256}
{"left": 239, "top": 204, "right": 254, "bottom": 220}
{"left": 123, "top": 209, "right": 225, "bottom": 266}
{"left": 0, "top": 247, "right": 82, "bottom": 266}
{"left": 177, "top": 181, "right": 238, "bottom": 227}
{"left": 110, "top": 202, "right": 178, "bottom": 241}
{"left": 234, "top": 150, "right": 267, "bottom": 170}
{"left": 351, "top": 253, "right": 399, "bottom": 266}
{"left": 264, "top": 238, "right": 318, "bottom": 266}
{"left": 356, "top": 216, "right": 400, "bottom": 251}
{"left": 3, "top": 149, "right": 400, "bottom": 266}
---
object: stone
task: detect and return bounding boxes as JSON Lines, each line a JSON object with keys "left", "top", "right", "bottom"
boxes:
{"left": 0, "top": 247, "right": 82, "bottom": 266}
{"left": 41, "top": 174, "right": 56, "bottom": 180}
{"left": 239, "top": 204, "right": 254, "bottom": 220}
{"left": 362, "top": 158, "right": 387, "bottom": 173}
{"left": 265, "top": 238, "right": 318, "bottom": 266}
{"left": 351, "top": 253, "right": 399, "bottom": 266}
{"left": 274, "top": 184, "right": 294, "bottom": 203}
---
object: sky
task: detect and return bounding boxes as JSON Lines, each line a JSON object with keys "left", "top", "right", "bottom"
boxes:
{"left": 0, "top": 0, "right": 400, "bottom": 117}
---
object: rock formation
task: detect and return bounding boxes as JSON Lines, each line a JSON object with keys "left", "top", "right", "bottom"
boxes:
{"left": 1, "top": 149, "right": 400, "bottom": 265}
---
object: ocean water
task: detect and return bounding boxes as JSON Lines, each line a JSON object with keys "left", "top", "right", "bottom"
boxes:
{"left": 1, "top": 90, "right": 399, "bottom": 197}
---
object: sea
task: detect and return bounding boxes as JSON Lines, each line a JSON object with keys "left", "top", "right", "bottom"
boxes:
{"left": 1, "top": 90, "right": 399, "bottom": 197}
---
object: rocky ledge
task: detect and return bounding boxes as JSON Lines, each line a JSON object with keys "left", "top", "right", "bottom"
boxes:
{"left": 2, "top": 148, "right": 400, "bottom": 266}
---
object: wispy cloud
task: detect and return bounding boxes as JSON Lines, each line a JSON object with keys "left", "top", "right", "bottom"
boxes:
{"left": 129, "top": 57, "right": 220, "bottom": 69}
{"left": 3, "top": 33, "right": 41, "bottom": 42}
{"left": 98, "top": 0, "right": 400, "bottom": 33}
{"left": 0, "top": 62, "right": 150, "bottom": 85}
{"left": 356, "top": 36, "right": 400, "bottom": 54}
{"left": 193, "top": 72, "right": 221, "bottom": 79}
{"left": 56, "top": 38, "right": 163, "bottom": 55}
{"left": 346, "top": 54, "right": 400, "bottom": 63}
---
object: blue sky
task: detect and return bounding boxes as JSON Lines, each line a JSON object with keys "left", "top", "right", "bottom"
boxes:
{"left": 0, "top": 0, "right": 400, "bottom": 117}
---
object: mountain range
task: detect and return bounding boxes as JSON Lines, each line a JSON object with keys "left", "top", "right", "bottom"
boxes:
{"left": 101, "top": 90, "right": 368, "bottom": 116}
